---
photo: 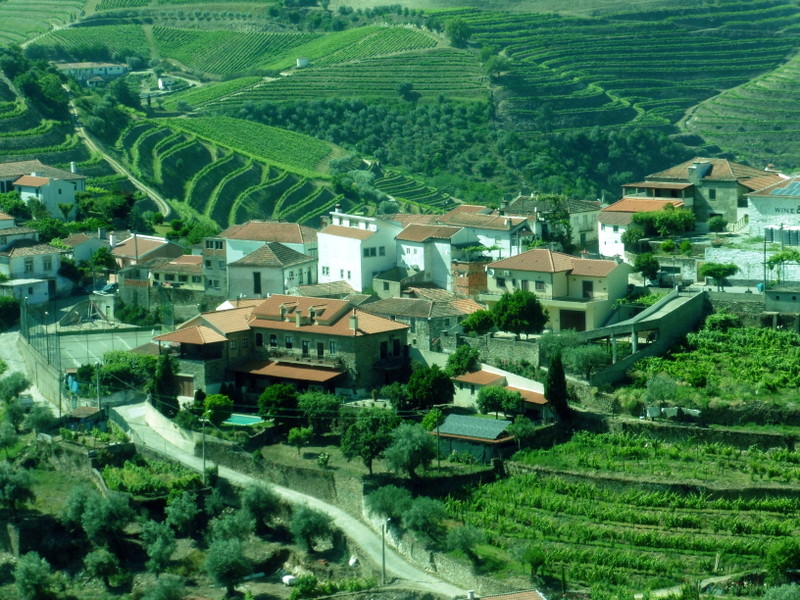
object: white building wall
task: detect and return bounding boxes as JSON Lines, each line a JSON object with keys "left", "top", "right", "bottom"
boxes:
{"left": 598, "top": 222, "right": 626, "bottom": 260}
{"left": 429, "top": 239, "right": 453, "bottom": 290}
{"left": 18, "top": 179, "right": 76, "bottom": 219}
{"left": 397, "top": 241, "right": 425, "bottom": 271}
{"left": 317, "top": 234, "right": 362, "bottom": 288}
{"left": 359, "top": 227, "right": 397, "bottom": 291}
{"left": 747, "top": 195, "right": 800, "bottom": 237}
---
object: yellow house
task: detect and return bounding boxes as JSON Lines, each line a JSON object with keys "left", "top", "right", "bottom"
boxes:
{"left": 480, "top": 249, "right": 632, "bottom": 332}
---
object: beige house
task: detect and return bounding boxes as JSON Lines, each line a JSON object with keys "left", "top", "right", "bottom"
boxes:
{"left": 481, "top": 248, "right": 632, "bottom": 332}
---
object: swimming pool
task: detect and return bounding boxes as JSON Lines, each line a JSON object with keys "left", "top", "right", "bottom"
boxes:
{"left": 224, "top": 413, "right": 264, "bottom": 426}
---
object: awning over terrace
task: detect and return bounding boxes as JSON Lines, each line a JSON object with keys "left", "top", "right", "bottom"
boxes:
{"left": 233, "top": 359, "right": 344, "bottom": 383}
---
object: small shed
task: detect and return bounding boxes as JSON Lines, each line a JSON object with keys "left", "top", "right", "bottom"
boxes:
{"left": 296, "top": 57, "right": 309, "bottom": 68}
{"left": 433, "top": 414, "right": 514, "bottom": 463}
{"left": 65, "top": 406, "right": 105, "bottom": 432}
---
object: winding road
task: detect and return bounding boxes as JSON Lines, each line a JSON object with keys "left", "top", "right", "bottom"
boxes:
{"left": 114, "top": 402, "right": 465, "bottom": 599}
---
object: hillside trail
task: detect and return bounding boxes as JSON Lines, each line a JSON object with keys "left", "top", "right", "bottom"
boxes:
{"left": 114, "top": 402, "right": 466, "bottom": 600}
{"left": 65, "top": 93, "right": 173, "bottom": 218}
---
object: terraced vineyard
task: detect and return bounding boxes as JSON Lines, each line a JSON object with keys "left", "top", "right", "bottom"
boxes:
{"left": 162, "top": 116, "right": 337, "bottom": 177}
{"left": 29, "top": 24, "right": 149, "bottom": 59}
{"left": 374, "top": 172, "right": 451, "bottom": 212}
{"left": 153, "top": 28, "right": 319, "bottom": 77}
{"left": 213, "top": 48, "right": 487, "bottom": 109}
{"left": 0, "top": 0, "right": 85, "bottom": 46}
{"left": 162, "top": 76, "right": 262, "bottom": 111}
{"left": 442, "top": 2, "right": 799, "bottom": 131}
{"left": 116, "top": 119, "right": 349, "bottom": 227}
{"left": 448, "top": 432, "right": 800, "bottom": 593}
{"left": 686, "top": 50, "right": 800, "bottom": 169}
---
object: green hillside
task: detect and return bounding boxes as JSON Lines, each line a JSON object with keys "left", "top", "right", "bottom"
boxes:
{"left": 685, "top": 50, "right": 800, "bottom": 170}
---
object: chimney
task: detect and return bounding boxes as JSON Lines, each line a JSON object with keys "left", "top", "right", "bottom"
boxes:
{"left": 295, "top": 308, "right": 302, "bottom": 327}
{"left": 349, "top": 310, "right": 358, "bottom": 333}
{"left": 467, "top": 592, "right": 477, "bottom": 600}
{"left": 309, "top": 306, "right": 316, "bottom": 321}
{"left": 505, "top": 217, "right": 511, "bottom": 227}
{"left": 687, "top": 160, "right": 712, "bottom": 183}
{"left": 280, "top": 303, "right": 287, "bottom": 320}
{"left": 70, "top": 161, "right": 77, "bottom": 174}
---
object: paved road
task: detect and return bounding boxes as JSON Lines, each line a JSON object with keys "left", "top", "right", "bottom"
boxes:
{"left": 115, "top": 403, "right": 465, "bottom": 599}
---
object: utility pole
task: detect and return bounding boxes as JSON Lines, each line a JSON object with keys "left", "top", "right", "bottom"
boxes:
{"left": 96, "top": 363, "right": 101, "bottom": 410}
{"left": 202, "top": 416, "right": 206, "bottom": 485}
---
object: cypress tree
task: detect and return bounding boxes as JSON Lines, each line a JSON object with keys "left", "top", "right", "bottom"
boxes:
{"left": 545, "top": 351, "right": 570, "bottom": 422}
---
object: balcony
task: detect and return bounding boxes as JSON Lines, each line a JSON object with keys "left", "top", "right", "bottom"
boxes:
{"left": 266, "top": 347, "right": 343, "bottom": 369}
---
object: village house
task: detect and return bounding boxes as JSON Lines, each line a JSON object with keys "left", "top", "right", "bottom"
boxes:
{"left": 316, "top": 211, "right": 402, "bottom": 292}
{"left": 436, "top": 204, "right": 533, "bottom": 260}
{"left": 0, "top": 239, "right": 69, "bottom": 299}
{"left": 482, "top": 248, "right": 632, "bottom": 332}
{"left": 59, "top": 232, "right": 109, "bottom": 264}
{"left": 394, "top": 224, "right": 466, "bottom": 292}
{"left": 241, "top": 294, "right": 409, "bottom": 395}
{"left": 153, "top": 304, "right": 257, "bottom": 396}
{"left": 13, "top": 174, "right": 78, "bottom": 219}
{"left": 226, "top": 241, "right": 317, "bottom": 299}
{"left": 505, "top": 195, "right": 602, "bottom": 248}
{"left": 0, "top": 160, "right": 86, "bottom": 194}
{"left": 151, "top": 255, "right": 204, "bottom": 292}
{"left": 202, "top": 221, "right": 317, "bottom": 297}
{"left": 622, "top": 157, "right": 784, "bottom": 231}
{"left": 111, "top": 233, "right": 185, "bottom": 269}
{"left": 597, "top": 198, "right": 685, "bottom": 259}
{"left": 358, "top": 293, "right": 483, "bottom": 351}
{"left": 744, "top": 176, "right": 800, "bottom": 242}
{"left": 55, "top": 62, "right": 128, "bottom": 83}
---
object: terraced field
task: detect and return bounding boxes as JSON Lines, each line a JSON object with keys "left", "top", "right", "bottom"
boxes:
{"left": 162, "top": 76, "right": 262, "bottom": 111}
{"left": 0, "top": 0, "right": 86, "bottom": 46}
{"left": 443, "top": 2, "right": 799, "bottom": 130}
{"left": 27, "top": 24, "right": 149, "bottom": 59}
{"left": 153, "top": 28, "right": 319, "bottom": 77}
{"left": 448, "top": 432, "right": 800, "bottom": 594}
{"left": 374, "top": 172, "right": 451, "bottom": 211}
{"left": 213, "top": 47, "right": 487, "bottom": 109}
{"left": 116, "top": 119, "right": 349, "bottom": 227}
{"left": 686, "top": 50, "right": 800, "bottom": 169}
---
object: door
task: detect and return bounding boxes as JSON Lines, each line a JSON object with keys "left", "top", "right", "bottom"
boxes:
{"left": 582, "top": 280, "right": 593, "bottom": 299}
{"left": 317, "top": 342, "right": 324, "bottom": 358}
{"left": 560, "top": 309, "right": 586, "bottom": 332}
{"left": 301, "top": 340, "right": 309, "bottom": 357}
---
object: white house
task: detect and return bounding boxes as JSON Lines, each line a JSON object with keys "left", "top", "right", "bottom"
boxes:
{"left": 60, "top": 232, "right": 109, "bottom": 264}
{"left": 55, "top": 62, "right": 128, "bottom": 82}
{"left": 745, "top": 176, "right": 800, "bottom": 241}
{"left": 0, "top": 240, "right": 69, "bottom": 297}
{"left": 227, "top": 242, "right": 317, "bottom": 299}
{"left": 203, "top": 221, "right": 318, "bottom": 297}
{"left": 317, "top": 211, "right": 401, "bottom": 292}
{"left": 597, "top": 198, "right": 685, "bottom": 259}
{"left": 395, "top": 224, "right": 466, "bottom": 292}
{"left": 0, "top": 278, "right": 49, "bottom": 305}
{"left": 505, "top": 195, "right": 602, "bottom": 248}
{"left": 13, "top": 174, "right": 77, "bottom": 219}
{"left": 437, "top": 204, "right": 532, "bottom": 260}
{"left": 0, "top": 160, "right": 86, "bottom": 195}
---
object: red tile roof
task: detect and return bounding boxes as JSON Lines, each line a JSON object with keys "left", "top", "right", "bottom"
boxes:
{"left": 396, "top": 224, "right": 462, "bottom": 243}
{"left": 251, "top": 294, "right": 407, "bottom": 337}
{"left": 622, "top": 181, "right": 693, "bottom": 190}
{"left": 113, "top": 235, "right": 181, "bottom": 259}
{"left": 507, "top": 386, "right": 547, "bottom": 405}
{"left": 154, "top": 325, "right": 227, "bottom": 345}
{"left": 233, "top": 359, "right": 344, "bottom": 383}
{"left": 742, "top": 173, "right": 788, "bottom": 192}
{"left": 181, "top": 306, "right": 255, "bottom": 335}
{"left": 453, "top": 370, "right": 506, "bottom": 386}
{"left": 602, "top": 198, "right": 684, "bottom": 213}
{"left": 14, "top": 175, "right": 49, "bottom": 188}
{"left": 488, "top": 249, "right": 619, "bottom": 278}
{"left": 440, "top": 205, "right": 491, "bottom": 220}
{"left": 217, "top": 221, "right": 317, "bottom": 244}
{"left": 319, "top": 224, "right": 375, "bottom": 240}
{"left": 647, "top": 158, "right": 769, "bottom": 181}
{"left": 438, "top": 212, "right": 526, "bottom": 231}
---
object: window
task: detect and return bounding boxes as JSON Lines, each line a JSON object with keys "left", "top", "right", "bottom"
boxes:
{"left": 178, "top": 275, "right": 188, "bottom": 282}
{"left": 230, "top": 340, "right": 237, "bottom": 349}
{"left": 535, "top": 280, "right": 545, "bottom": 291}
{"left": 340, "top": 269, "right": 345, "bottom": 278}
{"left": 205, "top": 260, "right": 211, "bottom": 268}
{"left": 383, "top": 282, "right": 389, "bottom": 291}
{"left": 43, "top": 256, "right": 52, "bottom": 271}
{"left": 24, "top": 258, "right": 33, "bottom": 273}
{"left": 205, "top": 241, "right": 214, "bottom": 249}
{"left": 153, "top": 273, "right": 160, "bottom": 280}
{"left": 27, "top": 286, "right": 33, "bottom": 294}
{"left": 285, "top": 335, "right": 293, "bottom": 350}
{"left": 301, "top": 340, "right": 309, "bottom": 356}
{"left": 347, "top": 270, "right": 351, "bottom": 279}
{"left": 253, "top": 272, "right": 261, "bottom": 295}
{"left": 379, "top": 246, "right": 385, "bottom": 256}
{"left": 256, "top": 333, "right": 263, "bottom": 347}
{"left": 165, "top": 274, "right": 175, "bottom": 281}
{"left": 218, "top": 261, "right": 225, "bottom": 269}
{"left": 329, "top": 341, "right": 337, "bottom": 355}
{"left": 215, "top": 240, "right": 223, "bottom": 250}
{"left": 709, "top": 189, "right": 717, "bottom": 200}
{"left": 192, "top": 275, "right": 201, "bottom": 283}
{"left": 613, "top": 225, "right": 619, "bottom": 233}
{"left": 322, "top": 266, "right": 329, "bottom": 276}
{"left": 363, "top": 247, "right": 376, "bottom": 258}
{"left": 299, "top": 270, "right": 303, "bottom": 284}
{"left": 243, "top": 338, "right": 249, "bottom": 348}
{"left": 269, "top": 334, "right": 277, "bottom": 348}
{"left": 497, "top": 277, "right": 506, "bottom": 287}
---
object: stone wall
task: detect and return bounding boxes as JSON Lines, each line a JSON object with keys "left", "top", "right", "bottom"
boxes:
{"left": 18, "top": 334, "right": 60, "bottom": 403}
{"left": 440, "top": 333, "right": 539, "bottom": 367}
{"left": 704, "top": 247, "right": 799, "bottom": 286}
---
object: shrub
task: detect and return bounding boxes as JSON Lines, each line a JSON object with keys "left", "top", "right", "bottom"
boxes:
{"left": 708, "top": 216, "right": 728, "bottom": 233}
{"left": 660, "top": 239, "right": 676, "bottom": 253}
